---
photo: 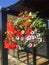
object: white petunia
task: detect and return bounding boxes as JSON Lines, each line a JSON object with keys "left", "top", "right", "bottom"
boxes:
{"left": 26, "top": 35, "right": 31, "bottom": 41}
{"left": 33, "top": 43, "right": 36, "bottom": 47}
{"left": 21, "top": 37, "right": 24, "bottom": 41}
{"left": 38, "top": 38, "right": 42, "bottom": 42}
{"left": 30, "top": 31, "right": 34, "bottom": 34}
{"left": 28, "top": 43, "right": 32, "bottom": 48}
{"left": 34, "top": 29, "right": 37, "bottom": 32}
{"left": 36, "top": 33, "right": 40, "bottom": 37}
{"left": 16, "top": 36, "right": 20, "bottom": 40}
{"left": 31, "top": 36, "right": 35, "bottom": 39}
{"left": 21, "top": 30, "right": 25, "bottom": 34}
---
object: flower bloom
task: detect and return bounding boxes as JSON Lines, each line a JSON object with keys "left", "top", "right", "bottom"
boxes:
{"left": 7, "top": 22, "right": 16, "bottom": 35}
{"left": 21, "top": 30, "right": 25, "bottom": 34}
{"left": 10, "top": 43, "right": 17, "bottom": 49}
{"left": 26, "top": 35, "right": 31, "bottom": 41}
{"left": 4, "top": 40, "right": 9, "bottom": 49}
{"left": 36, "top": 33, "right": 40, "bottom": 37}
{"left": 30, "top": 31, "right": 34, "bottom": 34}
{"left": 31, "top": 36, "right": 35, "bottom": 40}
{"left": 33, "top": 43, "right": 36, "bottom": 47}
{"left": 28, "top": 43, "right": 32, "bottom": 48}
{"left": 38, "top": 38, "right": 42, "bottom": 42}
{"left": 15, "top": 28, "right": 22, "bottom": 37}
{"left": 16, "top": 36, "right": 20, "bottom": 40}
{"left": 6, "top": 34, "right": 13, "bottom": 40}
{"left": 21, "top": 37, "right": 24, "bottom": 41}
{"left": 4, "top": 40, "right": 18, "bottom": 49}
{"left": 25, "top": 27, "right": 32, "bottom": 35}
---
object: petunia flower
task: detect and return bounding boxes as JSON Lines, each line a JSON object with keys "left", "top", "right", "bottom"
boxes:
{"left": 28, "top": 43, "right": 32, "bottom": 48}
{"left": 31, "top": 36, "right": 35, "bottom": 40}
{"left": 33, "top": 43, "right": 36, "bottom": 47}
{"left": 16, "top": 36, "right": 20, "bottom": 40}
{"left": 4, "top": 40, "right": 9, "bottom": 49}
{"left": 25, "top": 27, "right": 32, "bottom": 35}
{"left": 15, "top": 28, "right": 22, "bottom": 37}
{"left": 21, "top": 30, "right": 25, "bottom": 34}
{"left": 4, "top": 40, "right": 18, "bottom": 49}
{"left": 6, "top": 34, "right": 13, "bottom": 40}
{"left": 21, "top": 37, "right": 24, "bottom": 41}
{"left": 30, "top": 31, "right": 34, "bottom": 34}
{"left": 36, "top": 33, "right": 40, "bottom": 38}
{"left": 26, "top": 35, "right": 31, "bottom": 41}
{"left": 7, "top": 22, "right": 16, "bottom": 35}
{"left": 38, "top": 38, "right": 42, "bottom": 42}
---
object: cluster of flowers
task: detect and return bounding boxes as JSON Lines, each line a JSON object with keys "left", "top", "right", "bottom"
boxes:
{"left": 4, "top": 11, "right": 46, "bottom": 50}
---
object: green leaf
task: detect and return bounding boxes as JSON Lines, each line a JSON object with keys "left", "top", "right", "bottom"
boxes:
{"left": 29, "top": 12, "right": 32, "bottom": 16}
{"left": 19, "top": 24, "right": 23, "bottom": 29}
{"left": 27, "top": 19, "right": 32, "bottom": 23}
{"left": 29, "top": 12, "right": 37, "bottom": 18}
{"left": 24, "top": 26, "right": 27, "bottom": 30}
{"left": 17, "top": 40, "right": 24, "bottom": 46}
{"left": 42, "top": 24, "right": 46, "bottom": 27}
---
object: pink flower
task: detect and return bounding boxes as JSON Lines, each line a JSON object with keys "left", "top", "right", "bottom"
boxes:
{"left": 16, "top": 36, "right": 20, "bottom": 40}
{"left": 33, "top": 43, "right": 36, "bottom": 47}
{"left": 36, "top": 33, "right": 40, "bottom": 37}
{"left": 30, "top": 31, "right": 34, "bottom": 34}
{"left": 21, "top": 30, "right": 25, "bottom": 34}
{"left": 26, "top": 35, "right": 31, "bottom": 41}
{"left": 31, "top": 36, "right": 35, "bottom": 40}
{"left": 38, "top": 38, "right": 42, "bottom": 42}
{"left": 28, "top": 43, "right": 32, "bottom": 48}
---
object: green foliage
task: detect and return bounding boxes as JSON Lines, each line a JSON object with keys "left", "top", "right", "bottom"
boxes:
{"left": 17, "top": 40, "right": 24, "bottom": 46}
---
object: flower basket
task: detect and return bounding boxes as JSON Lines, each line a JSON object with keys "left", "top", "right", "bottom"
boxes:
{"left": 3, "top": 11, "right": 46, "bottom": 59}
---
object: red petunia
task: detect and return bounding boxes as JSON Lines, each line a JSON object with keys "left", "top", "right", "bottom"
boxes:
{"left": 6, "top": 34, "right": 13, "bottom": 40}
{"left": 25, "top": 27, "right": 32, "bottom": 35}
{"left": 9, "top": 42, "right": 17, "bottom": 49}
{"left": 15, "top": 28, "right": 22, "bottom": 37}
{"left": 4, "top": 40, "right": 9, "bottom": 49}
{"left": 4, "top": 40, "right": 18, "bottom": 49}
{"left": 7, "top": 22, "right": 16, "bottom": 35}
